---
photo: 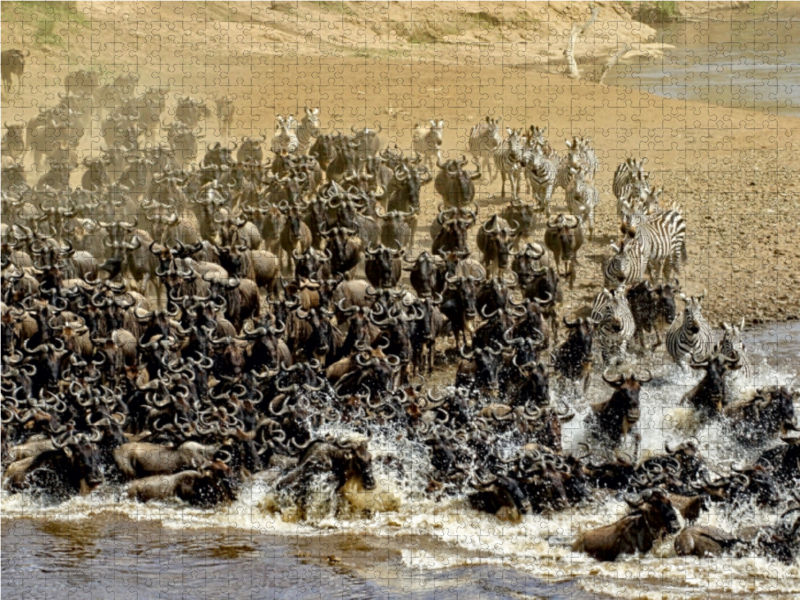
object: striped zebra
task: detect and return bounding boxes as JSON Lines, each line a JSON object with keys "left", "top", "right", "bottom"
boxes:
{"left": 666, "top": 292, "right": 713, "bottom": 364}
{"left": 469, "top": 116, "right": 502, "bottom": 180}
{"left": 296, "top": 108, "right": 321, "bottom": 155}
{"left": 591, "top": 286, "right": 635, "bottom": 365}
{"left": 602, "top": 238, "right": 647, "bottom": 288}
{"left": 523, "top": 142, "right": 558, "bottom": 215}
{"left": 622, "top": 207, "right": 687, "bottom": 283}
{"left": 556, "top": 136, "right": 598, "bottom": 191}
{"left": 613, "top": 157, "right": 651, "bottom": 219}
{"left": 494, "top": 127, "right": 524, "bottom": 200}
{"left": 720, "top": 318, "right": 753, "bottom": 380}
{"left": 412, "top": 119, "right": 444, "bottom": 171}
{"left": 565, "top": 164, "right": 599, "bottom": 239}
{"left": 271, "top": 115, "right": 299, "bottom": 154}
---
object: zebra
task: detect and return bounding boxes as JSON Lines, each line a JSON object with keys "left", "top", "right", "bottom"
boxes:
{"left": 468, "top": 116, "right": 502, "bottom": 180}
{"left": 556, "top": 136, "right": 598, "bottom": 191}
{"left": 523, "top": 142, "right": 558, "bottom": 215}
{"left": 591, "top": 286, "right": 635, "bottom": 365}
{"left": 271, "top": 115, "right": 299, "bottom": 154}
{"left": 614, "top": 157, "right": 651, "bottom": 219}
{"left": 412, "top": 119, "right": 444, "bottom": 171}
{"left": 666, "top": 291, "right": 713, "bottom": 364}
{"left": 565, "top": 163, "right": 599, "bottom": 239}
{"left": 213, "top": 95, "right": 235, "bottom": 140}
{"left": 296, "top": 108, "right": 321, "bottom": 155}
{"left": 602, "top": 238, "right": 647, "bottom": 288}
{"left": 622, "top": 207, "right": 687, "bottom": 283}
{"left": 720, "top": 318, "right": 753, "bottom": 380}
{"left": 494, "top": 127, "right": 524, "bottom": 200}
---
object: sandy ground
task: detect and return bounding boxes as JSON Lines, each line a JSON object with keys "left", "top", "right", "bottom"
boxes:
{"left": 3, "top": 1, "right": 800, "bottom": 326}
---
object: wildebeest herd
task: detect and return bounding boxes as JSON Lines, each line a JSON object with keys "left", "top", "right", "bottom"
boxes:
{"left": 1, "top": 64, "right": 799, "bottom": 564}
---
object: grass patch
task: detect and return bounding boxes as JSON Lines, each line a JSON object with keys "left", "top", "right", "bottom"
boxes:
{"left": 636, "top": 1, "right": 680, "bottom": 24}
{"left": 470, "top": 11, "right": 501, "bottom": 27}
{"left": 407, "top": 25, "right": 437, "bottom": 45}
{"left": 3, "top": 1, "right": 90, "bottom": 48}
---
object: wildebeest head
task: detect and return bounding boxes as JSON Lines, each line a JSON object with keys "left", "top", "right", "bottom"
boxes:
{"left": 686, "top": 346, "right": 741, "bottom": 416}
{"left": 436, "top": 152, "right": 481, "bottom": 207}
{"left": 546, "top": 214, "right": 582, "bottom": 263}
{"left": 591, "top": 371, "right": 651, "bottom": 446}
{"left": 460, "top": 342, "right": 504, "bottom": 392}
{"left": 51, "top": 430, "right": 105, "bottom": 492}
{"left": 443, "top": 275, "right": 479, "bottom": 321}
{"left": 627, "top": 488, "right": 683, "bottom": 535}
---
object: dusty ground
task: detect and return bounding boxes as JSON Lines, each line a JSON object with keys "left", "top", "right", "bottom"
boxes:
{"left": 3, "top": 1, "right": 800, "bottom": 326}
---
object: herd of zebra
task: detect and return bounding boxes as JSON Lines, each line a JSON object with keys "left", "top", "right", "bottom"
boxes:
{"left": 463, "top": 116, "right": 705, "bottom": 370}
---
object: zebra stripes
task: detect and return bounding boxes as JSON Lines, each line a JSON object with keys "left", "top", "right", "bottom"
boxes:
{"left": 413, "top": 119, "right": 444, "bottom": 170}
{"left": 494, "top": 127, "right": 524, "bottom": 200}
{"left": 591, "top": 286, "right": 635, "bottom": 365}
{"left": 720, "top": 319, "right": 753, "bottom": 380}
{"left": 523, "top": 143, "right": 558, "bottom": 215}
{"left": 469, "top": 116, "right": 502, "bottom": 180}
{"left": 296, "top": 108, "right": 321, "bottom": 155}
{"left": 602, "top": 238, "right": 647, "bottom": 288}
{"left": 623, "top": 208, "right": 687, "bottom": 282}
{"left": 565, "top": 164, "right": 599, "bottom": 238}
{"left": 614, "top": 157, "right": 651, "bottom": 219}
{"left": 271, "top": 115, "right": 299, "bottom": 154}
{"left": 666, "top": 292, "right": 713, "bottom": 364}
{"left": 556, "top": 136, "right": 598, "bottom": 190}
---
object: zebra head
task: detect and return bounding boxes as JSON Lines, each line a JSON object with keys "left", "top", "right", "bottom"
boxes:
{"left": 720, "top": 318, "right": 746, "bottom": 354}
{"left": 303, "top": 108, "right": 321, "bottom": 137}
{"left": 603, "top": 241, "right": 634, "bottom": 287}
{"left": 679, "top": 291, "right": 706, "bottom": 334}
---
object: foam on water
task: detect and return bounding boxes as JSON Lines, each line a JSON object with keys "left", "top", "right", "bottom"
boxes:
{"left": 3, "top": 323, "right": 799, "bottom": 598}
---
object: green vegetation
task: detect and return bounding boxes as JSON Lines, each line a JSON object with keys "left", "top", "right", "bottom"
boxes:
{"left": 4, "top": 1, "right": 89, "bottom": 48}
{"left": 636, "top": 1, "right": 680, "bottom": 24}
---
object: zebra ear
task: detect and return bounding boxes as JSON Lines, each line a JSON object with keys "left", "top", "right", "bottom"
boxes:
{"left": 740, "top": 317, "right": 745, "bottom": 330}
{"left": 565, "top": 139, "right": 573, "bottom": 149}
{"left": 679, "top": 292, "right": 687, "bottom": 302}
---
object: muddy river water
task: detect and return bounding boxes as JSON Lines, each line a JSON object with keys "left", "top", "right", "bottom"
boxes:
{"left": 604, "top": 17, "right": 800, "bottom": 119}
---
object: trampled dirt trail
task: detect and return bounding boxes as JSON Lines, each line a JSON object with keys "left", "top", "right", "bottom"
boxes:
{"left": 3, "top": 1, "right": 800, "bottom": 326}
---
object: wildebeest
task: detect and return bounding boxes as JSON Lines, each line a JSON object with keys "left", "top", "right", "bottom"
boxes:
{"left": 572, "top": 488, "right": 682, "bottom": 561}
{"left": 275, "top": 436, "right": 376, "bottom": 506}
{"left": 127, "top": 460, "right": 237, "bottom": 506}
{"left": 1, "top": 49, "right": 29, "bottom": 93}
{"left": 680, "top": 345, "right": 741, "bottom": 421}
{"left": 544, "top": 214, "right": 583, "bottom": 289}
{"left": 4, "top": 431, "right": 104, "bottom": 500}
{"left": 588, "top": 370, "right": 651, "bottom": 451}
{"left": 113, "top": 440, "right": 218, "bottom": 479}
{"left": 626, "top": 280, "right": 677, "bottom": 349}
{"left": 2, "top": 123, "right": 25, "bottom": 160}
{"left": 476, "top": 215, "right": 517, "bottom": 278}
{"left": 551, "top": 316, "right": 595, "bottom": 393}
{"left": 725, "top": 386, "right": 798, "bottom": 448}
{"left": 434, "top": 153, "right": 481, "bottom": 208}
{"left": 674, "top": 525, "right": 743, "bottom": 558}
